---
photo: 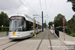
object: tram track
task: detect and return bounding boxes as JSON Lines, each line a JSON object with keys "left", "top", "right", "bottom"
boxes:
{"left": 0, "top": 41, "right": 12, "bottom": 46}
{"left": 0, "top": 39, "right": 25, "bottom": 50}
{"left": 48, "top": 30, "right": 52, "bottom": 50}
{"left": 2, "top": 41, "right": 21, "bottom": 50}
{"left": 37, "top": 30, "right": 53, "bottom": 50}
{"left": 37, "top": 30, "right": 46, "bottom": 50}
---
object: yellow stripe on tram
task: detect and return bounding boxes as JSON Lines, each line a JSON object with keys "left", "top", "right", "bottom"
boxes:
{"left": 13, "top": 32, "right": 15, "bottom": 35}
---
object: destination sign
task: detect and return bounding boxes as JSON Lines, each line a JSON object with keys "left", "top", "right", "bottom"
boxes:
{"left": 10, "top": 17, "right": 21, "bottom": 20}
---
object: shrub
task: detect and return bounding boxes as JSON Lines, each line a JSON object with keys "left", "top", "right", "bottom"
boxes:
{"left": 70, "top": 32, "right": 75, "bottom": 37}
{"left": 0, "top": 26, "right": 9, "bottom": 31}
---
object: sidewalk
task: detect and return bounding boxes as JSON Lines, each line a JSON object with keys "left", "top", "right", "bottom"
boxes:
{"left": 50, "top": 30, "right": 68, "bottom": 50}
{"left": 50, "top": 30, "right": 75, "bottom": 42}
{"left": 59, "top": 31, "right": 75, "bottom": 42}
{"left": 50, "top": 30, "right": 75, "bottom": 50}
{"left": 51, "top": 39, "right": 68, "bottom": 50}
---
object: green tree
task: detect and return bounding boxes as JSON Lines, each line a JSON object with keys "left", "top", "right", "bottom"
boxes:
{"left": 67, "top": 14, "right": 75, "bottom": 36}
{"left": 0, "top": 11, "right": 9, "bottom": 26}
{"left": 54, "top": 14, "right": 66, "bottom": 27}
{"left": 4, "top": 13, "right": 10, "bottom": 26}
{"left": 68, "top": 14, "right": 75, "bottom": 32}
{"left": 43, "top": 23, "right": 47, "bottom": 28}
{"left": 48, "top": 22, "right": 53, "bottom": 29}
{"left": 67, "top": 0, "right": 75, "bottom": 12}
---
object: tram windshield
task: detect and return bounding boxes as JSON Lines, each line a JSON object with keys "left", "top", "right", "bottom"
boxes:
{"left": 9, "top": 19, "right": 22, "bottom": 32}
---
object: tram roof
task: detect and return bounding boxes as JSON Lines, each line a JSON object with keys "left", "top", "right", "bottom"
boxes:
{"left": 10, "top": 14, "right": 42, "bottom": 25}
{"left": 10, "top": 14, "right": 34, "bottom": 23}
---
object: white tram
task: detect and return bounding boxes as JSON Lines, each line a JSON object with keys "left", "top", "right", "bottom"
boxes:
{"left": 8, "top": 14, "right": 42, "bottom": 39}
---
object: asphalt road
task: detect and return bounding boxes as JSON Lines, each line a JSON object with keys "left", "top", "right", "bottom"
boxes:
{"left": 0, "top": 33, "right": 7, "bottom": 37}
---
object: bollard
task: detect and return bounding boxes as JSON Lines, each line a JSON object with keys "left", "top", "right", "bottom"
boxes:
{"left": 34, "top": 28, "right": 36, "bottom": 38}
{"left": 34, "top": 33, "right": 36, "bottom": 38}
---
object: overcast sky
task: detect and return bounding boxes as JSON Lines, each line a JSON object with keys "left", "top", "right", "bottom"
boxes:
{"left": 0, "top": 0, "right": 75, "bottom": 24}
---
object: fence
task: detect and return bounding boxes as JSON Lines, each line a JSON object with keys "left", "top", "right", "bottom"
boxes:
{"left": 55, "top": 28, "right": 59, "bottom": 37}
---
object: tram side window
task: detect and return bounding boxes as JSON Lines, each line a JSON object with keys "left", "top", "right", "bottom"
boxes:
{"left": 36, "top": 24, "right": 38, "bottom": 29}
{"left": 38, "top": 25, "right": 41, "bottom": 29}
{"left": 24, "top": 21, "right": 26, "bottom": 30}
{"left": 26, "top": 21, "right": 33, "bottom": 31}
{"left": 38, "top": 25, "right": 40, "bottom": 29}
{"left": 21, "top": 18, "right": 27, "bottom": 31}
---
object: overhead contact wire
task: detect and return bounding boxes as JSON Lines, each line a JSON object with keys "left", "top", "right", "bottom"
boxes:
{"left": 24, "top": 0, "right": 39, "bottom": 15}
{"left": 48, "top": 0, "right": 53, "bottom": 15}
{"left": 39, "top": 0, "right": 42, "bottom": 11}
{"left": 45, "top": 0, "right": 48, "bottom": 15}
{"left": 19, "top": 0, "right": 34, "bottom": 14}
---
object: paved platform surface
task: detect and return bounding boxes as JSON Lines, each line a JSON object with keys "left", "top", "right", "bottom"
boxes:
{"left": 50, "top": 30, "right": 75, "bottom": 50}
{"left": 0, "top": 29, "right": 68, "bottom": 50}
{"left": 50, "top": 30, "right": 75, "bottom": 42}
{"left": 38, "top": 40, "right": 50, "bottom": 50}
{"left": 59, "top": 31, "right": 75, "bottom": 42}
{"left": 0, "top": 36, "right": 10, "bottom": 46}
{"left": 6, "top": 39, "right": 41, "bottom": 50}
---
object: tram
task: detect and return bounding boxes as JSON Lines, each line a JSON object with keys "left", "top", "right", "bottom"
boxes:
{"left": 8, "top": 14, "right": 42, "bottom": 39}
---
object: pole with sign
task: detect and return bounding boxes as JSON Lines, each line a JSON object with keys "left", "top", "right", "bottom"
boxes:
{"left": 62, "top": 17, "right": 65, "bottom": 40}
{"left": 34, "top": 20, "right": 36, "bottom": 38}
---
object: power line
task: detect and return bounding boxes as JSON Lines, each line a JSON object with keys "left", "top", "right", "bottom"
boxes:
{"left": 24, "top": 0, "right": 38, "bottom": 14}
{"left": 39, "top": 0, "right": 42, "bottom": 11}
{"left": 48, "top": 0, "right": 53, "bottom": 15}
{"left": 45, "top": 0, "right": 48, "bottom": 15}
{"left": 19, "top": 0, "right": 35, "bottom": 14}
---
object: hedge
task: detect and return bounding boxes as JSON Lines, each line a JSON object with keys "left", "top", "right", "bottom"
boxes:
{"left": 0, "top": 26, "right": 9, "bottom": 31}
